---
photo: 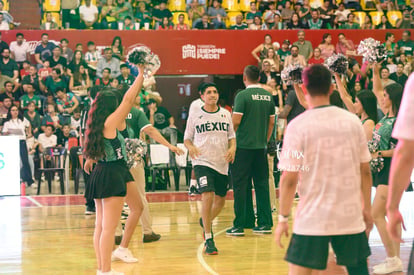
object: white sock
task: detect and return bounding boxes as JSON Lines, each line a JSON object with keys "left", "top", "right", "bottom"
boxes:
{"left": 190, "top": 179, "right": 197, "bottom": 187}
{"left": 118, "top": 245, "right": 127, "bottom": 251}
{"left": 205, "top": 233, "right": 212, "bottom": 240}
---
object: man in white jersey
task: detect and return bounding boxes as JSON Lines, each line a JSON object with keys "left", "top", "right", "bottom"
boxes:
{"left": 187, "top": 83, "right": 205, "bottom": 196}
{"left": 184, "top": 83, "right": 236, "bottom": 255}
{"left": 387, "top": 73, "right": 414, "bottom": 275}
{"left": 275, "top": 64, "right": 373, "bottom": 275}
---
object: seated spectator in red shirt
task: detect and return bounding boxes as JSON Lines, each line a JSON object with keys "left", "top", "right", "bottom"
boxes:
{"left": 158, "top": 17, "right": 174, "bottom": 29}
{"left": 38, "top": 60, "right": 52, "bottom": 79}
{"left": 336, "top": 33, "right": 355, "bottom": 56}
{"left": 20, "top": 61, "right": 31, "bottom": 79}
{"left": 308, "top": 48, "right": 325, "bottom": 65}
{"left": 94, "top": 67, "right": 112, "bottom": 87}
{"left": 174, "top": 13, "right": 190, "bottom": 30}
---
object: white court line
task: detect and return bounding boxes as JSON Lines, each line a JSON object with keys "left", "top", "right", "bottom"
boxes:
{"left": 25, "top": 196, "right": 43, "bottom": 207}
{"left": 197, "top": 228, "right": 228, "bottom": 275}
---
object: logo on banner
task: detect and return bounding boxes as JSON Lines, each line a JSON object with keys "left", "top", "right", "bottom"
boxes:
{"left": 182, "top": 44, "right": 226, "bottom": 60}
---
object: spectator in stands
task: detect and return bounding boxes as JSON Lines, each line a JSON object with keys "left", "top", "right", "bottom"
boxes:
{"left": 0, "top": 13, "right": 8, "bottom": 30}
{"left": 110, "top": 77, "right": 119, "bottom": 89}
{"left": 85, "top": 41, "right": 101, "bottom": 71}
{"left": 56, "top": 124, "right": 71, "bottom": 147}
{"left": 41, "top": 103, "right": 61, "bottom": 132}
{"left": 208, "top": 0, "right": 227, "bottom": 29}
{"left": 146, "top": 99, "right": 177, "bottom": 145}
{"left": 69, "top": 64, "right": 90, "bottom": 98}
{"left": 396, "top": 7, "right": 412, "bottom": 29}
{"left": 41, "top": 93, "right": 55, "bottom": 116}
{"left": 0, "top": 67, "right": 18, "bottom": 93}
{"left": 308, "top": 10, "right": 324, "bottom": 29}
{"left": 111, "top": 36, "right": 124, "bottom": 60}
{"left": 40, "top": 12, "right": 59, "bottom": 30}
{"left": 293, "top": 30, "right": 313, "bottom": 61}
{"left": 308, "top": 47, "right": 324, "bottom": 65}
{"left": 284, "top": 45, "right": 307, "bottom": 68}
{"left": 10, "top": 33, "right": 30, "bottom": 67}
{"left": 113, "top": 0, "right": 134, "bottom": 26}
{"left": 249, "top": 15, "right": 267, "bottom": 30}
{"left": 281, "top": 1, "right": 294, "bottom": 22}
{"left": 361, "top": 14, "right": 374, "bottom": 30}
{"left": 101, "top": 0, "right": 118, "bottom": 29}
{"left": 194, "top": 14, "right": 214, "bottom": 29}
{"left": 95, "top": 67, "right": 112, "bottom": 87}
{"left": 229, "top": 14, "right": 247, "bottom": 30}
{"left": 0, "top": 48, "right": 18, "bottom": 81}
{"left": 343, "top": 0, "right": 361, "bottom": 9}
{"left": 158, "top": 17, "right": 174, "bottom": 29}
{"left": 384, "top": 32, "right": 397, "bottom": 57}
{"left": 35, "top": 34, "right": 56, "bottom": 69}
{"left": 38, "top": 60, "right": 52, "bottom": 79}
{"left": 152, "top": 1, "right": 173, "bottom": 29}
{"left": 117, "top": 64, "right": 135, "bottom": 86}
{"left": 397, "top": 30, "right": 414, "bottom": 57}
{"left": 2, "top": 104, "right": 34, "bottom": 187}
{"left": 263, "top": 2, "right": 279, "bottom": 28}
{"left": 336, "top": 33, "right": 355, "bottom": 56}
{"left": 377, "top": 0, "right": 394, "bottom": 11}
{"left": 251, "top": 34, "right": 274, "bottom": 64}
{"left": 40, "top": 68, "right": 67, "bottom": 96}
{"left": 0, "top": 81, "right": 18, "bottom": 102}
{"left": 20, "top": 83, "right": 42, "bottom": 111}
{"left": 246, "top": 2, "right": 263, "bottom": 25}
{"left": 318, "top": 33, "right": 335, "bottom": 59}
{"left": 61, "top": 0, "right": 80, "bottom": 29}
{"left": 79, "top": 0, "right": 100, "bottom": 29}
{"left": 386, "top": 56, "right": 398, "bottom": 74}
{"left": 299, "top": 0, "right": 312, "bottom": 24}
{"left": 390, "top": 62, "right": 408, "bottom": 87}
{"left": 70, "top": 108, "right": 81, "bottom": 136}
{"left": 278, "top": 40, "right": 291, "bottom": 64}
{"left": 380, "top": 67, "right": 396, "bottom": 88}
{"left": 97, "top": 48, "right": 120, "bottom": 79}
{"left": 259, "top": 60, "right": 277, "bottom": 85}
{"left": 60, "top": 38, "right": 73, "bottom": 64}
{"left": 68, "top": 50, "right": 88, "bottom": 75}
{"left": 263, "top": 48, "right": 281, "bottom": 73}
{"left": 56, "top": 88, "right": 79, "bottom": 117}
{"left": 0, "top": 0, "right": 18, "bottom": 27}
{"left": 188, "top": 0, "right": 205, "bottom": 28}
{"left": 342, "top": 13, "right": 360, "bottom": 29}
{"left": 48, "top": 47, "right": 67, "bottom": 72}
{"left": 286, "top": 12, "right": 307, "bottom": 29}
{"left": 270, "top": 14, "right": 283, "bottom": 29}
{"left": 122, "top": 16, "right": 135, "bottom": 30}
{"left": 134, "top": 2, "right": 152, "bottom": 29}
{"left": 20, "top": 61, "right": 30, "bottom": 79}
{"left": 38, "top": 124, "right": 57, "bottom": 155}
{"left": 0, "top": 96, "right": 11, "bottom": 124}
{"left": 376, "top": 15, "right": 393, "bottom": 29}
{"left": 22, "top": 65, "right": 41, "bottom": 95}
{"left": 334, "top": 3, "right": 350, "bottom": 24}
{"left": 24, "top": 101, "right": 42, "bottom": 138}
{"left": 174, "top": 13, "right": 190, "bottom": 30}
{"left": 318, "top": 0, "right": 334, "bottom": 23}
{"left": 0, "top": 32, "right": 8, "bottom": 55}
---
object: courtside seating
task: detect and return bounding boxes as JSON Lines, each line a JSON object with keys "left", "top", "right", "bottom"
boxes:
{"left": 172, "top": 12, "right": 190, "bottom": 25}
{"left": 43, "top": 0, "right": 61, "bottom": 12}
{"left": 361, "top": 0, "right": 376, "bottom": 10}
{"left": 42, "top": 12, "right": 62, "bottom": 28}
{"left": 226, "top": 12, "right": 242, "bottom": 27}
{"left": 353, "top": 11, "right": 367, "bottom": 27}
{"left": 369, "top": 11, "right": 383, "bottom": 26}
{"left": 222, "top": 0, "right": 239, "bottom": 11}
{"left": 239, "top": 0, "right": 251, "bottom": 12}
{"left": 387, "top": 11, "right": 402, "bottom": 27}
{"left": 169, "top": 0, "right": 186, "bottom": 12}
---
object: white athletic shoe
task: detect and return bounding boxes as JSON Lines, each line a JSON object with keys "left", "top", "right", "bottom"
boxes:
{"left": 111, "top": 247, "right": 138, "bottom": 263}
{"left": 373, "top": 256, "right": 403, "bottom": 274}
{"left": 100, "top": 270, "right": 124, "bottom": 275}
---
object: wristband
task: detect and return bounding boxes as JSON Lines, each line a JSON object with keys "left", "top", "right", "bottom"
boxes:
{"left": 378, "top": 151, "right": 382, "bottom": 157}
{"left": 278, "top": 214, "right": 289, "bottom": 223}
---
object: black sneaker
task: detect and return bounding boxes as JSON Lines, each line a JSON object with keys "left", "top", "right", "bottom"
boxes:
{"left": 85, "top": 206, "right": 96, "bottom": 215}
{"left": 188, "top": 185, "right": 200, "bottom": 196}
{"left": 200, "top": 217, "right": 214, "bottom": 240}
{"left": 226, "top": 226, "right": 244, "bottom": 236}
{"left": 204, "top": 238, "right": 218, "bottom": 255}
{"left": 253, "top": 225, "right": 272, "bottom": 234}
{"left": 143, "top": 232, "right": 161, "bottom": 243}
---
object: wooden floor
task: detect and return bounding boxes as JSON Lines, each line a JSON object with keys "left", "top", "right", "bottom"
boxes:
{"left": 0, "top": 191, "right": 413, "bottom": 275}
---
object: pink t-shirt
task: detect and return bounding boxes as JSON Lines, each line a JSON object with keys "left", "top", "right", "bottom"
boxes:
{"left": 393, "top": 73, "right": 414, "bottom": 141}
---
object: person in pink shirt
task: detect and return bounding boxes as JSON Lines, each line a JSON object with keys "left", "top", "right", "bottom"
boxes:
{"left": 336, "top": 33, "right": 356, "bottom": 57}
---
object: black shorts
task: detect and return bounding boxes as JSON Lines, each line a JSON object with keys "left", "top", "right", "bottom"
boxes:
{"left": 373, "top": 157, "right": 391, "bottom": 187}
{"left": 194, "top": 165, "right": 229, "bottom": 197}
{"left": 285, "top": 232, "right": 371, "bottom": 270}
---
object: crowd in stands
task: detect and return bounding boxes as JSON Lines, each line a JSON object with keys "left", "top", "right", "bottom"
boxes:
{"left": 37, "top": 0, "right": 414, "bottom": 30}
{"left": 0, "top": 31, "right": 170, "bottom": 188}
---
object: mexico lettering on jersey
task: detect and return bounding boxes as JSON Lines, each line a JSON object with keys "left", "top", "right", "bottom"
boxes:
{"left": 184, "top": 107, "right": 235, "bottom": 175}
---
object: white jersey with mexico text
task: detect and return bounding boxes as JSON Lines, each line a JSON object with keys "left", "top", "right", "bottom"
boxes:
{"left": 278, "top": 106, "right": 371, "bottom": 236}
{"left": 188, "top": 98, "right": 204, "bottom": 116}
{"left": 184, "top": 107, "right": 235, "bottom": 175}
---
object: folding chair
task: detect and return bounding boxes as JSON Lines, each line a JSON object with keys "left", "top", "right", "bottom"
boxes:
{"left": 175, "top": 143, "right": 192, "bottom": 188}
{"left": 71, "top": 146, "right": 83, "bottom": 194}
{"left": 147, "top": 144, "right": 172, "bottom": 192}
{"left": 37, "top": 147, "right": 67, "bottom": 195}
